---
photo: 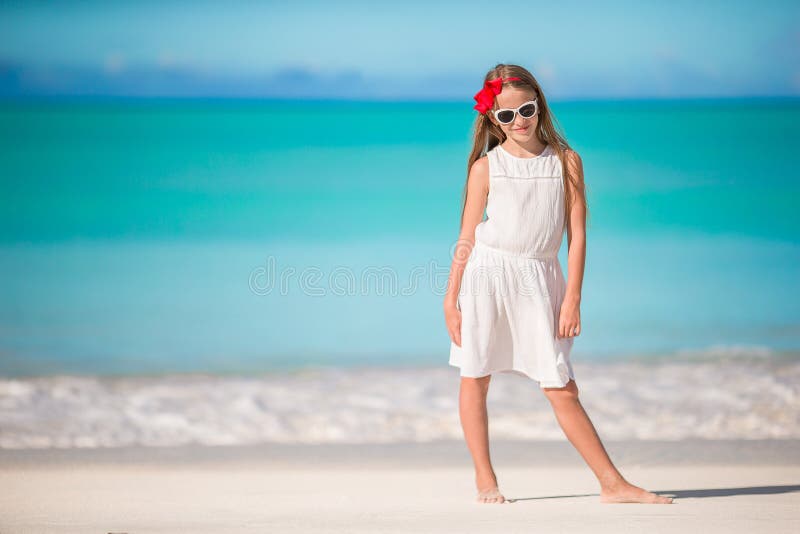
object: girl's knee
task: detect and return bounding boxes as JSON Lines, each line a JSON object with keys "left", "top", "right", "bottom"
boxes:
{"left": 542, "top": 378, "right": 579, "bottom": 401}
{"left": 461, "top": 374, "right": 491, "bottom": 384}
{"left": 461, "top": 374, "right": 491, "bottom": 391}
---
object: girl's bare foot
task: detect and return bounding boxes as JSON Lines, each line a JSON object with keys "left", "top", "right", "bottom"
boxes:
{"left": 600, "top": 480, "right": 674, "bottom": 504}
{"left": 475, "top": 471, "right": 506, "bottom": 503}
{"left": 476, "top": 486, "right": 506, "bottom": 503}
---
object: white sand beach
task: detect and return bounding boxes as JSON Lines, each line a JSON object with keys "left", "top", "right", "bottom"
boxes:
{"left": 1, "top": 439, "right": 799, "bottom": 533}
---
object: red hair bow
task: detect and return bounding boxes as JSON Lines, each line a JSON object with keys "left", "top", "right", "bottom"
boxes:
{"left": 473, "top": 76, "right": 521, "bottom": 114}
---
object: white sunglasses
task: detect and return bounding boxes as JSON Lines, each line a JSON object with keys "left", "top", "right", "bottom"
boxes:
{"left": 493, "top": 99, "right": 539, "bottom": 124}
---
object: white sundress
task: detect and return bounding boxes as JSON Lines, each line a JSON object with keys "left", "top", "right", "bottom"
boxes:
{"left": 448, "top": 142, "right": 576, "bottom": 388}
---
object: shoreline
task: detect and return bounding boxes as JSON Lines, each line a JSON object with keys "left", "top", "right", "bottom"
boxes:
{"left": 2, "top": 438, "right": 799, "bottom": 469}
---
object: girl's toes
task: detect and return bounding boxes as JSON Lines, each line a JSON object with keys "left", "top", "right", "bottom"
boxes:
{"left": 476, "top": 486, "right": 506, "bottom": 503}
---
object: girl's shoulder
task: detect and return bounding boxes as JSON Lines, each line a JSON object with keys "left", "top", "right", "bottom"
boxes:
{"left": 469, "top": 154, "right": 490, "bottom": 175}
{"left": 467, "top": 155, "right": 490, "bottom": 189}
{"left": 561, "top": 148, "right": 584, "bottom": 182}
{"left": 556, "top": 145, "right": 581, "bottom": 164}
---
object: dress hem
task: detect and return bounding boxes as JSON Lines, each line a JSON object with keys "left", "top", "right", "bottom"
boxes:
{"left": 447, "top": 361, "right": 575, "bottom": 389}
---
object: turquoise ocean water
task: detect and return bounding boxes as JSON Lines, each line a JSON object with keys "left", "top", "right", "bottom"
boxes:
{"left": 1, "top": 97, "right": 799, "bottom": 377}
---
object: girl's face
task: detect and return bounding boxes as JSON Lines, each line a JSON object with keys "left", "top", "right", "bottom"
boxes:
{"left": 490, "top": 87, "right": 539, "bottom": 141}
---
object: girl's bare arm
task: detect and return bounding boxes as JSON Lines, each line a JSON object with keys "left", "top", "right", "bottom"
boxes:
{"left": 444, "top": 157, "right": 490, "bottom": 310}
{"left": 563, "top": 149, "right": 587, "bottom": 307}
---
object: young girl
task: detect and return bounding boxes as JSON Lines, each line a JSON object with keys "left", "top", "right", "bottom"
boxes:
{"left": 444, "top": 64, "right": 673, "bottom": 505}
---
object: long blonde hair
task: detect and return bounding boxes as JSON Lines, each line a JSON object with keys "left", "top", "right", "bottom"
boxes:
{"left": 460, "top": 63, "right": 589, "bottom": 232}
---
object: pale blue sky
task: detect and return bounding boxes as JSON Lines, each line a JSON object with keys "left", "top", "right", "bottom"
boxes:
{"left": 1, "top": 0, "right": 798, "bottom": 99}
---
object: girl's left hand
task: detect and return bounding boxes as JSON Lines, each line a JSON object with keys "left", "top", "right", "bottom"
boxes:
{"left": 557, "top": 298, "right": 581, "bottom": 338}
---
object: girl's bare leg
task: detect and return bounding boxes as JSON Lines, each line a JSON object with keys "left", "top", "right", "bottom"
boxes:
{"left": 459, "top": 375, "right": 506, "bottom": 503}
{"left": 542, "top": 379, "right": 674, "bottom": 504}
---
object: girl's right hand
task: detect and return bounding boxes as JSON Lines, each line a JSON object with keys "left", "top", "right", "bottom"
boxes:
{"left": 444, "top": 302, "right": 462, "bottom": 347}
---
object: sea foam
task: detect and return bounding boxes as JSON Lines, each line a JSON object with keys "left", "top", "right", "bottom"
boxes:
{"left": 0, "top": 349, "right": 798, "bottom": 449}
